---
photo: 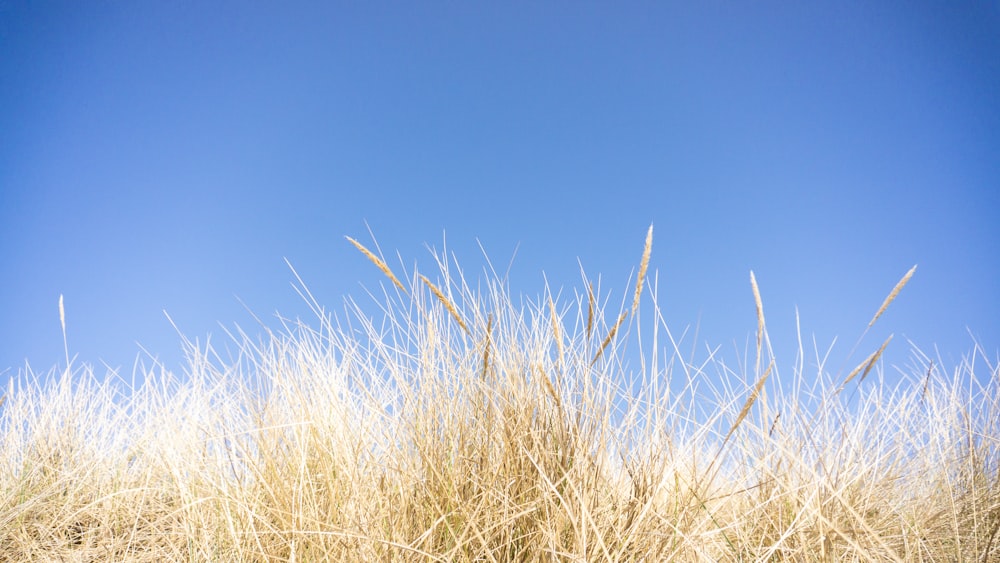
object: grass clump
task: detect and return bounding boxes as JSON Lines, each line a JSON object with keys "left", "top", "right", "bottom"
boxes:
{"left": 1, "top": 230, "right": 998, "bottom": 561}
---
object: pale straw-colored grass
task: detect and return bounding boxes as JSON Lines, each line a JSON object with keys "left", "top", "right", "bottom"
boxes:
{"left": 842, "top": 334, "right": 894, "bottom": 389}
{"left": 868, "top": 265, "right": 917, "bottom": 328}
{"left": 586, "top": 281, "right": 595, "bottom": 340}
{"left": 419, "top": 274, "right": 470, "bottom": 336}
{"left": 346, "top": 235, "right": 409, "bottom": 295}
{"left": 631, "top": 224, "right": 653, "bottom": 316}
{"left": 590, "top": 311, "right": 628, "bottom": 367}
{"left": 1, "top": 235, "right": 995, "bottom": 562}
{"left": 750, "top": 270, "right": 766, "bottom": 375}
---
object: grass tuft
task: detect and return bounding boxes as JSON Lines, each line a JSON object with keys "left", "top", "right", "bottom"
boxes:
{"left": 1, "top": 236, "right": 995, "bottom": 562}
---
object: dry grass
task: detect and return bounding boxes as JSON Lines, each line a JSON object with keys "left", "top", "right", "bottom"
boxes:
{"left": 843, "top": 335, "right": 894, "bottom": 389}
{"left": 868, "top": 265, "right": 917, "bottom": 329}
{"left": 419, "top": 274, "right": 470, "bottom": 336}
{"left": 590, "top": 311, "right": 628, "bottom": 367}
{"left": 631, "top": 224, "right": 653, "bottom": 317}
{"left": 750, "top": 270, "right": 766, "bottom": 375}
{"left": 586, "top": 282, "right": 595, "bottom": 340}
{"left": 1, "top": 236, "right": 997, "bottom": 562}
{"left": 346, "top": 236, "right": 409, "bottom": 296}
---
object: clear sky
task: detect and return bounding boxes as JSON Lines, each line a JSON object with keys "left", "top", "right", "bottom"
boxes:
{"left": 1, "top": 2, "right": 997, "bottom": 389}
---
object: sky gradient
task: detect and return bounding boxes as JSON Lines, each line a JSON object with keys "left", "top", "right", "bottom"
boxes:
{"left": 2, "top": 2, "right": 998, "bottom": 388}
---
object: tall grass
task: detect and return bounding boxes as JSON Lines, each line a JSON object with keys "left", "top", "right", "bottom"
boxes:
{"left": 1, "top": 232, "right": 997, "bottom": 561}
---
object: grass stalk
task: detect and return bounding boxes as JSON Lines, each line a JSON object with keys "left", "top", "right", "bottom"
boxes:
{"left": 0, "top": 237, "right": 994, "bottom": 561}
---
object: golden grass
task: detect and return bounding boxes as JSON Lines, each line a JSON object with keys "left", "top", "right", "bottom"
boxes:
{"left": 420, "top": 273, "right": 470, "bottom": 336}
{"left": 346, "top": 235, "right": 409, "bottom": 295}
{"left": 1, "top": 236, "right": 996, "bottom": 562}
{"left": 535, "top": 364, "right": 561, "bottom": 411}
{"left": 548, "top": 295, "right": 564, "bottom": 370}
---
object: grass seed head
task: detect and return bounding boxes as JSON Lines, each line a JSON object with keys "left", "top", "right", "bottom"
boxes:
{"left": 420, "top": 274, "right": 470, "bottom": 336}
{"left": 586, "top": 282, "right": 595, "bottom": 340}
{"left": 868, "top": 265, "right": 917, "bottom": 328}
{"left": 591, "top": 311, "right": 628, "bottom": 367}
{"left": 549, "top": 296, "right": 564, "bottom": 369}
{"left": 860, "top": 334, "right": 893, "bottom": 383}
{"left": 750, "top": 271, "right": 766, "bottom": 373}
{"left": 631, "top": 224, "right": 653, "bottom": 316}
{"left": 843, "top": 334, "right": 894, "bottom": 388}
{"left": 723, "top": 360, "right": 773, "bottom": 447}
{"left": 481, "top": 313, "right": 493, "bottom": 379}
{"left": 346, "top": 236, "right": 409, "bottom": 295}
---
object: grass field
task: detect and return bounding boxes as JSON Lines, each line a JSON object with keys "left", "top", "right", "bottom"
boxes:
{"left": 2, "top": 230, "right": 997, "bottom": 561}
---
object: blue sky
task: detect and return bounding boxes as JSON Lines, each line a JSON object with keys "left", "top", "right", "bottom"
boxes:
{"left": 1, "top": 2, "right": 997, "bottom": 388}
